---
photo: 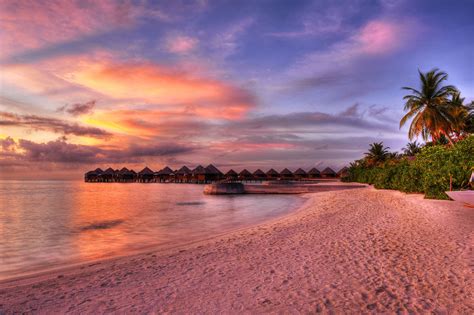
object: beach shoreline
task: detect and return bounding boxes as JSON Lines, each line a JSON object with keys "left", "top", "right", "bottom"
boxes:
{"left": 1, "top": 186, "right": 473, "bottom": 313}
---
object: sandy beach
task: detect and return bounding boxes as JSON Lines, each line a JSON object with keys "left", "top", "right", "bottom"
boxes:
{"left": 1, "top": 186, "right": 473, "bottom": 313}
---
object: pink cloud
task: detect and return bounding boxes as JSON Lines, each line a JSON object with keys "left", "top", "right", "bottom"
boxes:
{"left": 355, "top": 20, "right": 402, "bottom": 55}
{"left": 166, "top": 35, "right": 199, "bottom": 54}
{"left": 0, "top": 0, "right": 164, "bottom": 58}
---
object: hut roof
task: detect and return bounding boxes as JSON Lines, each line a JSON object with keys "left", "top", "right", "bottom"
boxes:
{"left": 103, "top": 167, "right": 115, "bottom": 175}
{"left": 192, "top": 165, "right": 206, "bottom": 175}
{"left": 266, "top": 168, "right": 279, "bottom": 176}
{"left": 118, "top": 167, "right": 130, "bottom": 175}
{"left": 239, "top": 169, "right": 252, "bottom": 177}
{"left": 94, "top": 168, "right": 104, "bottom": 174}
{"left": 225, "top": 169, "right": 238, "bottom": 176}
{"left": 85, "top": 170, "right": 97, "bottom": 176}
{"left": 130, "top": 169, "right": 137, "bottom": 175}
{"left": 157, "top": 166, "right": 174, "bottom": 175}
{"left": 337, "top": 166, "right": 349, "bottom": 175}
{"left": 294, "top": 168, "right": 307, "bottom": 175}
{"left": 138, "top": 166, "right": 154, "bottom": 175}
{"left": 308, "top": 167, "right": 321, "bottom": 175}
{"left": 321, "top": 167, "right": 336, "bottom": 175}
{"left": 205, "top": 164, "right": 223, "bottom": 175}
{"left": 280, "top": 168, "right": 293, "bottom": 176}
{"left": 176, "top": 166, "right": 191, "bottom": 175}
{"left": 253, "top": 169, "right": 266, "bottom": 176}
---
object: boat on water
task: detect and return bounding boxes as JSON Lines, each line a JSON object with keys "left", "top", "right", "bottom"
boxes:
{"left": 446, "top": 191, "right": 474, "bottom": 207}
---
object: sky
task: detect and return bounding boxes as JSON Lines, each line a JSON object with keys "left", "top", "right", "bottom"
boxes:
{"left": 0, "top": 0, "right": 473, "bottom": 179}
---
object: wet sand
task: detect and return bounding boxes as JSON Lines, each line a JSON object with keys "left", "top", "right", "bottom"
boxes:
{"left": 1, "top": 187, "right": 473, "bottom": 313}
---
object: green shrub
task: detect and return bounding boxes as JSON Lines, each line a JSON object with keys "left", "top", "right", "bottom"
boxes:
{"left": 345, "top": 136, "right": 474, "bottom": 199}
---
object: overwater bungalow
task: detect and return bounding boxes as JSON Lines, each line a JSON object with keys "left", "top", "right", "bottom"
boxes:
{"left": 138, "top": 167, "right": 154, "bottom": 182}
{"left": 321, "top": 167, "right": 336, "bottom": 178}
{"left": 176, "top": 166, "right": 192, "bottom": 183}
{"left": 205, "top": 164, "right": 224, "bottom": 182}
{"left": 118, "top": 167, "right": 135, "bottom": 182}
{"left": 84, "top": 168, "right": 103, "bottom": 182}
{"left": 307, "top": 167, "right": 321, "bottom": 178}
{"left": 280, "top": 168, "right": 294, "bottom": 179}
{"left": 294, "top": 168, "right": 307, "bottom": 180}
{"left": 155, "top": 166, "right": 174, "bottom": 182}
{"left": 100, "top": 167, "right": 116, "bottom": 182}
{"left": 239, "top": 169, "right": 253, "bottom": 181}
{"left": 192, "top": 165, "right": 207, "bottom": 183}
{"left": 337, "top": 166, "right": 349, "bottom": 178}
{"left": 253, "top": 169, "right": 266, "bottom": 181}
{"left": 266, "top": 168, "right": 280, "bottom": 179}
{"left": 225, "top": 169, "right": 238, "bottom": 181}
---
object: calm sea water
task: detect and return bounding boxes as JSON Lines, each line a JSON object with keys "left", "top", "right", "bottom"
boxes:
{"left": 0, "top": 180, "right": 304, "bottom": 280}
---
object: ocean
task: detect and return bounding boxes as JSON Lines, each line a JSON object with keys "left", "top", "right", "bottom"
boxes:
{"left": 0, "top": 180, "right": 304, "bottom": 280}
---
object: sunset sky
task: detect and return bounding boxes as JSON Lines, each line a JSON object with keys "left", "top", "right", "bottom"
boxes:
{"left": 1, "top": 0, "right": 473, "bottom": 179}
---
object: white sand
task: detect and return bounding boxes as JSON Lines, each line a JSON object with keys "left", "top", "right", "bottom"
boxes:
{"left": 1, "top": 187, "right": 473, "bottom": 313}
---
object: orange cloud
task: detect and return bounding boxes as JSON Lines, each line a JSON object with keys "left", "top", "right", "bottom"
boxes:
{"left": 66, "top": 61, "right": 255, "bottom": 120}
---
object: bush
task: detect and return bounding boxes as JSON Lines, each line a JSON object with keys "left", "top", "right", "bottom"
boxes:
{"left": 344, "top": 136, "right": 474, "bottom": 199}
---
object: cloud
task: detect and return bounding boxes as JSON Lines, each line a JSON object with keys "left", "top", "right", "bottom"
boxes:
{"left": 166, "top": 35, "right": 199, "bottom": 54}
{"left": 0, "top": 111, "right": 111, "bottom": 138}
{"left": 212, "top": 17, "right": 254, "bottom": 58}
{"left": 66, "top": 60, "right": 256, "bottom": 119}
{"left": 0, "top": 137, "right": 196, "bottom": 164}
{"left": 58, "top": 100, "right": 96, "bottom": 116}
{"left": 0, "top": 0, "right": 174, "bottom": 59}
{"left": 288, "top": 18, "right": 419, "bottom": 92}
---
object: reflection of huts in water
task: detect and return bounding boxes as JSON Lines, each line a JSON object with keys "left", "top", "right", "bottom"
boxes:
{"left": 253, "top": 169, "right": 266, "bottom": 181}
{"left": 266, "top": 168, "right": 280, "bottom": 180}
{"left": 307, "top": 167, "right": 321, "bottom": 178}
{"left": 337, "top": 166, "right": 349, "bottom": 178}
{"left": 280, "top": 168, "right": 294, "bottom": 180}
{"left": 155, "top": 166, "right": 174, "bottom": 182}
{"left": 84, "top": 168, "right": 103, "bottom": 182}
{"left": 118, "top": 167, "right": 135, "bottom": 182}
{"left": 205, "top": 164, "right": 223, "bottom": 182}
{"left": 294, "top": 168, "right": 307, "bottom": 180}
{"left": 224, "top": 169, "right": 238, "bottom": 181}
{"left": 239, "top": 169, "right": 253, "bottom": 181}
{"left": 176, "top": 166, "right": 192, "bottom": 183}
{"left": 321, "top": 167, "right": 336, "bottom": 178}
{"left": 138, "top": 167, "right": 154, "bottom": 182}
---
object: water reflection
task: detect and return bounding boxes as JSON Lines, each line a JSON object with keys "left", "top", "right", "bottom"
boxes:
{"left": 0, "top": 181, "right": 303, "bottom": 280}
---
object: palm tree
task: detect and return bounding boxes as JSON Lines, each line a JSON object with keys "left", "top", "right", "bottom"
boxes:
{"left": 403, "top": 141, "right": 422, "bottom": 156}
{"left": 400, "top": 68, "right": 458, "bottom": 144}
{"left": 364, "top": 142, "right": 390, "bottom": 165}
{"left": 448, "top": 92, "right": 473, "bottom": 139}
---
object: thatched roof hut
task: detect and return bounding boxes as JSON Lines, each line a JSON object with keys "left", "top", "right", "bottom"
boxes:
{"left": 294, "top": 168, "right": 307, "bottom": 178}
{"left": 280, "top": 168, "right": 294, "bottom": 178}
{"left": 103, "top": 167, "right": 115, "bottom": 175}
{"left": 308, "top": 167, "right": 321, "bottom": 178}
{"left": 138, "top": 167, "right": 154, "bottom": 176}
{"left": 253, "top": 169, "right": 266, "bottom": 179}
{"left": 94, "top": 168, "right": 104, "bottom": 174}
{"left": 239, "top": 169, "right": 253, "bottom": 180}
{"left": 176, "top": 166, "right": 191, "bottom": 175}
{"left": 192, "top": 165, "right": 206, "bottom": 175}
{"left": 158, "top": 166, "right": 174, "bottom": 175}
{"left": 337, "top": 166, "right": 349, "bottom": 178}
{"left": 266, "top": 168, "right": 280, "bottom": 178}
{"left": 225, "top": 169, "right": 238, "bottom": 179}
{"left": 321, "top": 167, "right": 336, "bottom": 177}
{"left": 205, "top": 164, "right": 223, "bottom": 176}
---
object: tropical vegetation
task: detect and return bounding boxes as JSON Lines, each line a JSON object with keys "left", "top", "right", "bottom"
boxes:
{"left": 343, "top": 68, "right": 474, "bottom": 199}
